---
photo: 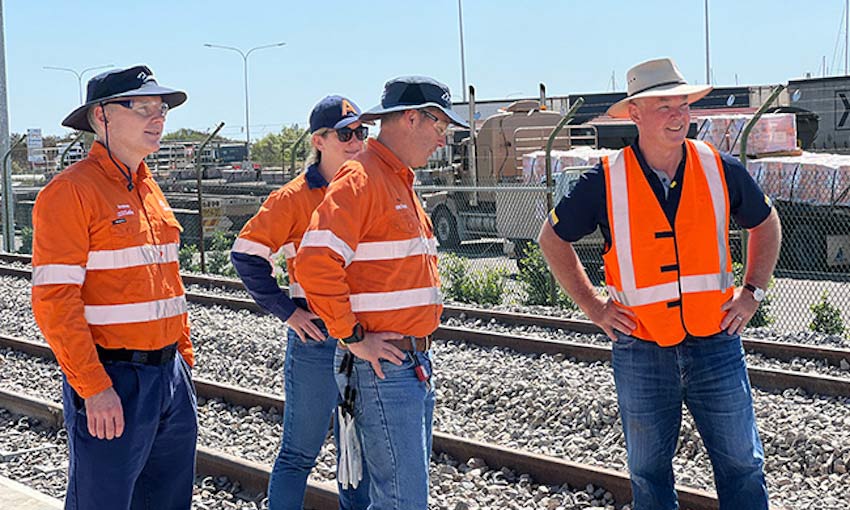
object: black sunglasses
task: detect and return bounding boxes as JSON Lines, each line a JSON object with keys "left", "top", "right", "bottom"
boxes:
{"left": 335, "top": 125, "right": 369, "bottom": 143}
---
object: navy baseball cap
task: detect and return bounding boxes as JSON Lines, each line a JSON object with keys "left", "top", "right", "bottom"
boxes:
{"left": 309, "top": 95, "right": 362, "bottom": 133}
{"left": 360, "top": 76, "right": 469, "bottom": 128}
{"left": 62, "top": 65, "right": 187, "bottom": 133}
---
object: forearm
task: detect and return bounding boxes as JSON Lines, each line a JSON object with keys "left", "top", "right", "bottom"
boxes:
{"left": 231, "top": 252, "right": 297, "bottom": 321}
{"left": 744, "top": 209, "right": 782, "bottom": 288}
{"left": 538, "top": 222, "right": 601, "bottom": 314}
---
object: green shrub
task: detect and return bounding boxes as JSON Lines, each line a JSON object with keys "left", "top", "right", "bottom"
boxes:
{"left": 17, "top": 227, "right": 33, "bottom": 254}
{"left": 439, "top": 253, "right": 506, "bottom": 306}
{"left": 206, "top": 231, "right": 237, "bottom": 277}
{"left": 178, "top": 244, "right": 200, "bottom": 272}
{"left": 809, "top": 291, "right": 845, "bottom": 336}
{"left": 516, "top": 243, "right": 576, "bottom": 309}
{"left": 732, "top": 262, "right": 774, "bottom": 328}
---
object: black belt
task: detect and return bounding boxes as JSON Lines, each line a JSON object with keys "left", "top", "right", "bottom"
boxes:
{"left": 96, "top": 343, "right": 178, "bottom": 366}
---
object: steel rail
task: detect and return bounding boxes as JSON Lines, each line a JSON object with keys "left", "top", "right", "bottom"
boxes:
{"left": 0, "top": 335, "right": 718, "bottom": 509}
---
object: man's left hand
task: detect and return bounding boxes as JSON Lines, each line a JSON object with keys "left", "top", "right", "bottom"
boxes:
{"left": 719, "top": 286, "right": 760, "bottom": 335}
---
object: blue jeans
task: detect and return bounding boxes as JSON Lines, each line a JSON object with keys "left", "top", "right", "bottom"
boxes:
{"left": 268, "top": 328, "right": 370, "bottom": 510}
{"left": 333, "top": 346, "right": 435, "bottom": 510}
{"left": 62, "top": 354, "right": 197, "bottom": 510}
{"left": 611, "top": 331, "right": 769, "bottom": 510}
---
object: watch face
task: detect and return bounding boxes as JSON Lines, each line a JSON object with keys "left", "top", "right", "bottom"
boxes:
{"left": 753, "top": 288, "right": 766, "bottom": 302}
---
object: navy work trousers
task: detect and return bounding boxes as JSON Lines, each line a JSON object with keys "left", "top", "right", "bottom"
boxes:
{"left": 61, "top": 355, "right": 198, "bottom": 510}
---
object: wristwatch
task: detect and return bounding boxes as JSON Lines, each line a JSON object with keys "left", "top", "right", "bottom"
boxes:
{"left": 743, "top": 283, "right": 766, "bottom": 302}
{"left": 339, "top": 323, "right": 365, "bottom": 346}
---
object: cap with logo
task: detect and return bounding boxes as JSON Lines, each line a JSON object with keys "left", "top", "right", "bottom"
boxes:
{"left": 62, "top": 65, "right": 188, "bottom": 133}
{"left": 309, "top": 95, "right": 362, "bottom": 133}
{"left": 360, "top": 76, "right": 469, "bottom": 128}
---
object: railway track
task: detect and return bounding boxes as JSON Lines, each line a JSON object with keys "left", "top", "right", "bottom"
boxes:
{"left": 2, "top": 262, "right": 848, "bottom": 398}
{"left": 0, "top": 334, "right": 718, "bottom": 509}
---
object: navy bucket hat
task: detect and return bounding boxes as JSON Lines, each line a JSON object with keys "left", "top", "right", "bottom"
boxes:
{"left": 62, "top": 65, "right": 187, "bottom": 133}
{"left": 360, "top": 76, "right": 469, "bottom": 128}
{"left": 309, "top": 95, "right": 362, "bottom": 133}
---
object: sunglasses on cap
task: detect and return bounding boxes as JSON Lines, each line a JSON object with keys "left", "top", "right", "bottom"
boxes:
{"left": 333, "top": 125, "right": 369, "bottom": 143}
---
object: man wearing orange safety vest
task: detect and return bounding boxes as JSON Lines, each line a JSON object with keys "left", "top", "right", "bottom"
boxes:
{"left": 31, "top": 66, "right": 196, "bottom": 510}
{"left": 296, "top": 76, "right": 469, "bottom": 509}
{"left": 540, "top": 58, "right": 781, "bottom": 510}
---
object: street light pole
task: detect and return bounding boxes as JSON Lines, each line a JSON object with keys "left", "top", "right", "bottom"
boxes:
{"left": 457, "top": 0, "right": 468, "bottom": 103}
{"left": 704, "top": 0, "right": 711, "bottom": 85}
{"left": 204, "top": 42, "right": 286, "bottom": 161}
{"left": 43, "top": 65, "right": 114, "bottom": 103}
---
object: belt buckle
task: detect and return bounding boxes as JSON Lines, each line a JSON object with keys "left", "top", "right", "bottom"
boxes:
{"left": 135, "top": 351, "right": 150, "bottom": 364}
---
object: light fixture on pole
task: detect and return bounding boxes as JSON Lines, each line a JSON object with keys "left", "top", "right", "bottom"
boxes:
{"left": 43, "top": 65, "right": 114, "bottom": 103}
{"left": 204, "top": 42, "right": 286, "bottom": 161}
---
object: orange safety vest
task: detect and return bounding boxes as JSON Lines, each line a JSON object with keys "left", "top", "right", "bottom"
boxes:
{"left": 601, "top": 139, "right": 733, "bottom": 346}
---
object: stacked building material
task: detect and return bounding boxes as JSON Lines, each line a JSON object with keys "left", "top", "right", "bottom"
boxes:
{"left": 696, "top": 113, "right": 798, "bottom": 156}
{"left": 747, "top": 152, "right": 850, "bottom": 207}
{"left": 521, "top": 147, "right": 617, "bottom": 184}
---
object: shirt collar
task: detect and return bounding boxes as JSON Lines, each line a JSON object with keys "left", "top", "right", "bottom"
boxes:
{"left": 305, "top": 163, "right": 329, "bottom": 189}
{"left": 88, "top": 141, "right": 151, "bottom": 184}
{"left": 630, "top": 136, "right": 686, "bottom": 181}
{"left": 366, "top": 138, "right": 414, "bottom": 183}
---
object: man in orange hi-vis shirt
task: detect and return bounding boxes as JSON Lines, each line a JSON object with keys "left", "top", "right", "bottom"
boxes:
{"left": 31, "top": 65, "right": 196, "bottom": 510}
{"left": 296, "top": 76, "right": 468, "bottom": 509}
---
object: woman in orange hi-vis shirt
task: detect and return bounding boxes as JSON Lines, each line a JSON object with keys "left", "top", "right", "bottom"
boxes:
{"left": 231, "top": 96, "right": 371, "bottom": 510}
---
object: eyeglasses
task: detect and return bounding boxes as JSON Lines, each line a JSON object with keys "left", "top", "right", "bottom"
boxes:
{"left": 106, "top": 99, "right": 169, "bottom": 118}
{"left": 334, "top": 125, "right": 369, "bottom": 143}
{"left": 420, "top": 110, "right": 450, "bottom": 136}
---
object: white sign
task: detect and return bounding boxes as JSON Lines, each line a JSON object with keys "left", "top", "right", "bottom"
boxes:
{"left": 27, "top": 128, "right": 45, "bottom": 163}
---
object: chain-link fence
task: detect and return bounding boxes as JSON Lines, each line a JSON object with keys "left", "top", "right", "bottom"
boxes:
{"left": 2, "top": 109, "right": 849, "bottom": 338}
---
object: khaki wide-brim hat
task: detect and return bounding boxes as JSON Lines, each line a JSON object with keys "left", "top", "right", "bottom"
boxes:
{"left": 607, "top": 57, "right": 713, "bottom": 118}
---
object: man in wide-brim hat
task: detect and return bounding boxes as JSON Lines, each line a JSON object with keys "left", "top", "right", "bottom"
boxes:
{"left": 31, "top": 65, "right": 197, "bottom": 510}
{"left": 540, "top": 57, "right": 780, "bottom": 509}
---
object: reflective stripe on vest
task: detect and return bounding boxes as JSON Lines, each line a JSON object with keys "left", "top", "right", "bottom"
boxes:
{"left": 607, "top": 140, "right": 732, "bottom": 308}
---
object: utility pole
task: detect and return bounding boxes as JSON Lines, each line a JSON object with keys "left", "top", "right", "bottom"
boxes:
{"left": 0, "top": 0, "right": 11, "bottom": 252}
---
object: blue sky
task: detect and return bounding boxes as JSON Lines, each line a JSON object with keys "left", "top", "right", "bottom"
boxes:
{"left": 3, "top": 0, "right": 847, "bottom": 137}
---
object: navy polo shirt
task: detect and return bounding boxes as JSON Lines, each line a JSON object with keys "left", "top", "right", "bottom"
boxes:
{"left": 549, "top": 139, "right": 772, "bottom": 248}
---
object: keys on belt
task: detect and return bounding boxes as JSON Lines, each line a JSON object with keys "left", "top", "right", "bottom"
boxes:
{"left": 96, "top": 343, "right": 178, "bottom": 365}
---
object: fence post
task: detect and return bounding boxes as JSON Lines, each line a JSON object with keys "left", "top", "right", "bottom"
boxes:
{"left": 289, "top": 130, "right": 308, "bottom": 176}
{"left": 544, "top": 97, "right": 584, "bottom": 304}
{"left": 2, "top": 134, "right": 25, "bottom": 252}
{"left": 59, "top": 131, "right": 85, "bottom": 170}
{"left": 738, "top": 85, "right": 785, "bottom": 269}
{"left": 195, "top": 122, "right": 226, "bottom": 273}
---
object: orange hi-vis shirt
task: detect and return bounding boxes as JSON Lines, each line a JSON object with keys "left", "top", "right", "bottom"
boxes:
{"left": 601, "top": 139, "right": 734, "bottom": 346}
{"left": 231, "top": 166, "right": 328, "bottom": 318}
{"left": 296, "top": 138, "right": 442, "bottom": 340}
{"left": 31, "top": 142, "right": 191, "bottom": 398}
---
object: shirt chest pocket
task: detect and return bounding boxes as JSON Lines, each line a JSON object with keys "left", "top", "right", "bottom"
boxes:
{"left": 109, "top": 214, "right": 149, "bottom": 240}
{"left": 391, "top": 209, "right": 420, "bottom": 235}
